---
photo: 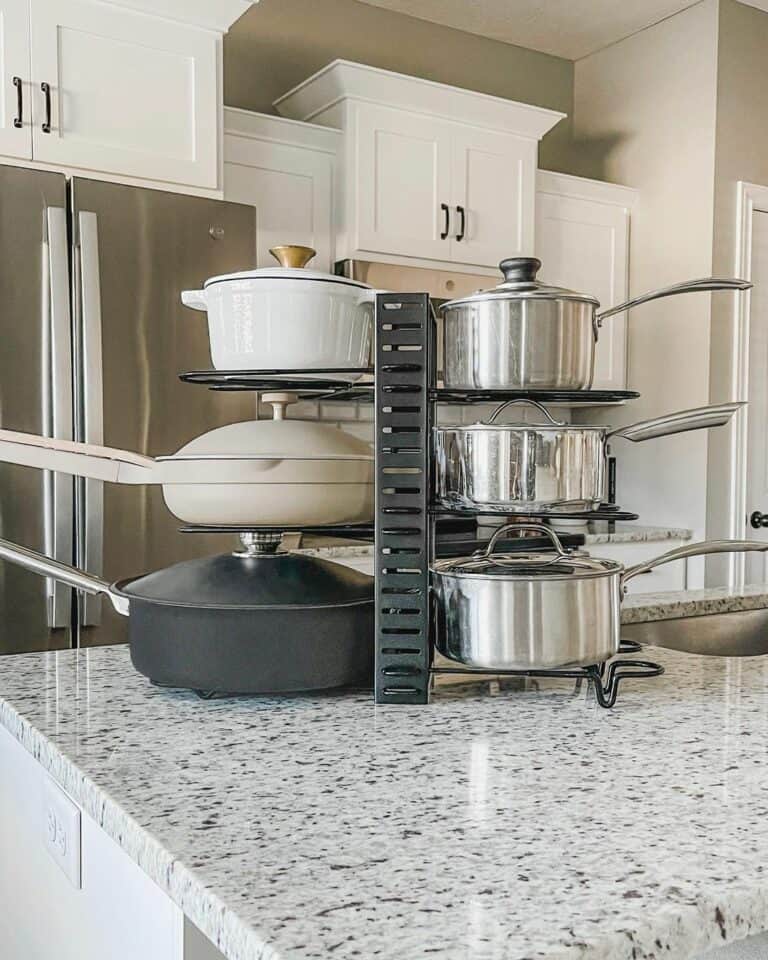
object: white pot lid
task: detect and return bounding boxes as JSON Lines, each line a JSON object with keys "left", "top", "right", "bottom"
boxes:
{"left": 176, "top": 417, "right": 373, "bottom": 462}
{"left": 202, "top": 243, "right": 370, "bottom": 291}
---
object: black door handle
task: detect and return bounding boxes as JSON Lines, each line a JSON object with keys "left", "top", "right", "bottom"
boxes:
{"left": 750, "top": 511, "right": 768, "bottom": 529}
{"left": 440, "top": 203, "right": 449, "bottom": 240}
{"left": 455, "top": 205, "right": 465, "bottom": 242}
{"left": 12, "top": 77, "right": 22, "bottom": 129}
{"left": 41, "top": 82, "right": 51, "bottom": 133}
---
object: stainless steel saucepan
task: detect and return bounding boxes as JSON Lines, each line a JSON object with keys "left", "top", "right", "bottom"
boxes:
{"left": 439, "top": 257, "right": 751, "bottom": 391}
{"left": 434, "top": 398, "right": 744, "bottom": 514}
{"left": 430, "top": 524, "right": 768, "bottom": 671}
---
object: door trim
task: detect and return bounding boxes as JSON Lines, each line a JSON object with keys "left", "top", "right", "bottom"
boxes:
{"left": 727, "top": 181, "right": 768, "bottom": 587}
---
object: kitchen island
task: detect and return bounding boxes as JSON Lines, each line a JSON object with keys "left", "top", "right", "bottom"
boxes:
{"left": 2, "top": 588, "right": 768, "bottom": 960}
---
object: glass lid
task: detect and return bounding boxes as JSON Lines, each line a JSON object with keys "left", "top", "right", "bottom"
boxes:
{"left": 440, "top": 257, "right": 600, "bottom": 310}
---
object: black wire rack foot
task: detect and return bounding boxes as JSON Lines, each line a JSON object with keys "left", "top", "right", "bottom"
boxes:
{"left": 585, "top": 659, "right": 665, "bottom": 708}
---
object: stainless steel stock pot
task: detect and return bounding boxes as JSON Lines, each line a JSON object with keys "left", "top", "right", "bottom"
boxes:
{"left": 439, "top": 257, "right": 750, "bottom": 391}
{"left": 434, "top": 399, "right": 743, "bottom": 514}
{"left": 430, "top": 524, "right": 768, "bottom": 671}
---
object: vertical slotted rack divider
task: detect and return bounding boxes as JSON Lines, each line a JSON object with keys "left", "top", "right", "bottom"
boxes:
{"left": 375, "top": 293, "right": 433, "bottom": 704}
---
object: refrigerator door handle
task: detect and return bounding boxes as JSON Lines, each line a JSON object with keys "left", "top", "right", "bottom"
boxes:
{"left": 43, "top": 207, "right": 74, "bottom": 629}
{"left": 74, "top": 211, "right": 104, "bottom": 625}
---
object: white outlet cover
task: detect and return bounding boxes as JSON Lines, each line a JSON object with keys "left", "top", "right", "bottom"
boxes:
{"left": 42, "top": 775, "right": 82, "bottom": 889}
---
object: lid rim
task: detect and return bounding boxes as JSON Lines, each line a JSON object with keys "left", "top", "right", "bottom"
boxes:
{"left": 202, "top": 271, "right": 369, "bottom": 290}
{"left": 430, "top": 556, "right": 622, "bottom": 581}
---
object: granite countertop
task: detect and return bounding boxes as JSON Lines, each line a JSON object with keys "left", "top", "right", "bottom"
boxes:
{"left": 622, "top": 583, "right": 768, "bottom": 623}
{"left": 297, "top": 523, "right": 693, "bottom": 559}
{"left": 3, "top": 630, "right": 768, "bottom": 960}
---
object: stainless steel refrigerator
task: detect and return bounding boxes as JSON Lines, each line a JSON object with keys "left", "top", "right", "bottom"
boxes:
{"left": 0, "top": 165, "right": 256, "bottom": 653}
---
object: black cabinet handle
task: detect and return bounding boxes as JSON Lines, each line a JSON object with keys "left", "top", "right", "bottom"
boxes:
{"left": 12, "top": 77, "right": 22, "bottom": 129}
{"left": 750, "top": 511, "right": 768, "bottom": 529}
{"left": 440, "top": 203, "right": 449, "bottom": 240}
{"left": 41, "top": 82, "right": 51, "bottom": 133}
{"left": 455, "top": 205, "right": 466, "bottom": 242}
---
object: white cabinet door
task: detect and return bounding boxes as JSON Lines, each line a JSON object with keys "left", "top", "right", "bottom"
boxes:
{"left": 0, "top": 0, "right": 31, "bottom": 158}
{"left": 535, "top": 178, "right": 632, "bottom": 390}
{"left": 355, "top": 103, "right": 452, "bottom": 261}
{"left": 450, "top": 127, "right": 535, "bottom": 268}
{"left": 0, "top": 724, "right": 183, "bottom": 960}
{"left": 29, "top": 0, "right": 218, "bottom": 188}
{"left": 224, "top": 112, "right": 337, "bottom": 271}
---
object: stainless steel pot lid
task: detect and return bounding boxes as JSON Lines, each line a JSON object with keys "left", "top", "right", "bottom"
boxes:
{"left": 431, "top": 552, "right": 621, "bottom": 581}
{"left": 440, "top": 257, "right": 600, "bottom": 310}
{"left": 430, "top": 523, "right": 622, "bottom": 582}
{"left": 435, "top": 399, "right": 609, "bottom": 433}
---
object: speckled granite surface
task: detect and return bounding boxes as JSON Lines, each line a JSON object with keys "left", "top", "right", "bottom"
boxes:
{"left": 3, "top": 641, "right": 768, "bottom": 960}
{"left": 298, "top": 524, "right": 693, "bottom": 560}
{"left": 622, "top": 584, "right": 768, "bottom": 623}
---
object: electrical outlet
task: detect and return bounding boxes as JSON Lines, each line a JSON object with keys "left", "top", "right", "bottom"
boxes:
{"left": 42, "top": 775, "right": 81, "bottom": 888}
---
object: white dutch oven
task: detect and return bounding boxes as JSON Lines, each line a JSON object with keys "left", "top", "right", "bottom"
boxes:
{"left": 181, "top": 245, "right": 374, "bottom": 375}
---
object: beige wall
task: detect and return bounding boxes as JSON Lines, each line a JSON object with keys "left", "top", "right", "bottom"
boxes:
{"left": 571, "top": 0, "right": 720, "bottom": 586}
{"left": 706, "top": 0, "right": 768, "bottom": 577}
{"left": 223, "top": 0, "right": 574, "bottom": 170}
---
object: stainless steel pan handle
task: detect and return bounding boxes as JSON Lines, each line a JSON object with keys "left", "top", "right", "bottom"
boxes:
{"left": 606, "top": 402, "right": 744, "bottom": 443}
{"left": 487, "top": 398, "right": 565, "bottom": 427}
{"left": 622, "top": 539, "right": 768, "bottom": 589}
{"left": 0, "top": 537, "right": 129, "bottom": 615}
{"left": 481, "top": 523, "right": 569, "bottom": 559}
{"left": 596, "top": 277, "right": 751, "bottom": 326}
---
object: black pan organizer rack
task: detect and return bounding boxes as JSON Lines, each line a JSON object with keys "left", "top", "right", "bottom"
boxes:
{"left": 180, "top": 295, "right": 662, "bottom": 708}
{"left": 373, "top": 293, "right": 662, "bottom": 707}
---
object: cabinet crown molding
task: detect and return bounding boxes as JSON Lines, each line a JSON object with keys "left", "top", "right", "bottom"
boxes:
{"left": 96, "top": 0, "right": 254, "bottom": 32}
{"left": 274, "top": 59, "right": 564, "bottom": 139}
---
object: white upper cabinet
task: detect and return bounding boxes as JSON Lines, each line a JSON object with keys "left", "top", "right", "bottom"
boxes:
{"left": 0, "top": 0, "right": 252, "bottom": 191}
{"left": 535, "top": 170, "right": 636, "bottom": 391}
{"left": 223, "top": 108, "right": 340, "bottom": 271}
{"left": 354, "top": 103, "right": 451, "bottom": 261}
{"left": 450, "top": 126, "right": 535, "bottom": 268}
{"left": 0, "top": 0, "right": 32, "bottom": 158}
{"left": 29, "top": 0, "right": 218, "bottom": 188}
{"left": 275, "top": 61, "right": 563, "bottom": 273}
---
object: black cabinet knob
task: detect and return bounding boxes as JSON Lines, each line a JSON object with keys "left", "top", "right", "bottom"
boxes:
{"left": 750, "top": 511, "right": 768, "bottom": 529}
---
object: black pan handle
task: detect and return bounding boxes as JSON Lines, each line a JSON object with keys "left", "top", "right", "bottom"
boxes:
{"left": 440, "top": 203, "right": 449, "bottom": 240}
{"left": 455, "top": 205, "right": 465, "bottom": 242}
{"left": 12, "top": 77, "right": 22, "bottom": 129}
{"left": 41, "top": 81, "right": 51, "bottom": 133}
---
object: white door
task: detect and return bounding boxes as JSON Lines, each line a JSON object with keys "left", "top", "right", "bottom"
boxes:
{"left": 535, "top": 190, "right": 630, "bottom": 390}
{"left": 224, "top": 131, "right": 334, "bottom": 270}
{"left": 29, "top": 0, "right": 218, "bottom": 188}
{"left": 355, "top": 103, "right": 452, "bottom": 261}
{"left": 745, "top": 210, "right": 768, "bottom": 583}
{"left": 0, "top": 0, "right": 32, "bottom": 158}
{"left": 451, "top": 127, "right": 535, "bottom": 268}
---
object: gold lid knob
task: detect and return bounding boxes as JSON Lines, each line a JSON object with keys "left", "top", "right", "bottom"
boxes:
{"left": 269, "top": 245, "right": 316, "bottom": 269}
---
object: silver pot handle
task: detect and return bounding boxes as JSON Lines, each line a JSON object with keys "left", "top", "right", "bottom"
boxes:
{"left": 595, "top": 277, "right": 751, "bottom": 326}
{"left": 0, "top": 537, "right": 129, "bottom": 615}
{"left": 606, "top": 402, "right": 744, "bottom": 443}
{"left": 487, "top": 398, "right": 565, "bottom": 427}
{"left": 622, "top": 539, "right": 768, "bottom": 589}
{"left": 482, "top": 523, "right": 569, "bottom": 559}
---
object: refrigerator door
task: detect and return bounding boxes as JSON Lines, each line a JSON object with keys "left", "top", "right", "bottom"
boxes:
{"left": 70, "top": 178, "right": 257, "bottom": 647}
{"left": 0, "top": 165, "right": 74, "bottom": 653}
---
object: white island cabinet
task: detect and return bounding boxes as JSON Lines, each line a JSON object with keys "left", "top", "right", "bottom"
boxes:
{"left": 0, "top": 723, "right": 224, "bottom": 959}
{"left": 274, "top": 60, "right": 564, "bottom": 273}
{"left": 0, "top": 0, "right": 252, "bottom": 193}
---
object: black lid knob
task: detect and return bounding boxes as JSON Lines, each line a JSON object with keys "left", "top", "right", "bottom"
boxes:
{"left": 499, "top": 257, "right": 541, "bottom": 283}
